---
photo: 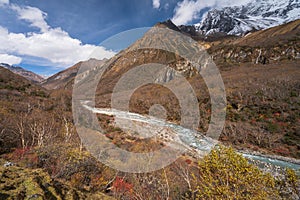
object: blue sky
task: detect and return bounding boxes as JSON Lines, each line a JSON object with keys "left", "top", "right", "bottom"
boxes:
{"left": 0, "top": 0, "right": 249, "bottom": 76}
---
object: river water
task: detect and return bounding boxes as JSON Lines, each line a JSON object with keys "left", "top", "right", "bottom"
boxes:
{"left": 82, "top": 103, "right": 300, "bottom": 171}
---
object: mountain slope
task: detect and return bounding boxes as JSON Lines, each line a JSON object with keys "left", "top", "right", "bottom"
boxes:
{"left": 0, "top": 66, "right": 51, "bottom": 153}
{"left": 206, "top": 19, "right": 300, "bottom": 66}
{"left": 0, "top": 63, "right": 44, "bottom": 83}
{"left": 0, "top": 66, "right": 47, "bottom": 98}
{"left": 71, "top": 19, "right": 300, "bottom": 160}
{"left": 41, "top": 62, "right": 82, "bottom": 90}
{"left": 196, "top": 0, "right": 300, "bottom": 36}
{"left": 41, "top": 59, "right": 106, "bottom": 90}
{"left": 48, "top": 18, "right": 299, "bottom": 92}
{"left": 233, "top": 19, "right": 300, "bottom": 47}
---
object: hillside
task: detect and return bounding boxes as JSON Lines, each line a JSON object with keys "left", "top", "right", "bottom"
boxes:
{"left": 205, "top": 19, "right": 300, "bottom": 66}
{"left": 0, "top": 63, "right": 44, "bottom": 83}
{"left": 37, "top": 19, "right": 300, "bottom": 160}
{"left": 69, "top": 19, "right": 300, "bottom": 160}
{"left": 0, "top": 66, "right": 48, "bottom": 99}
{"left": 0, "top": 66, "right": 77, "bottom": 154}
{"left": 41, "top": 62, "right": 82, "bottom": 90}
{"left": 41, "top": 59, "right": 106, "bottom": 90}
{"left": 0, "top": 158, "right": 115, "bottom": 200}
{"left": 234, "top": 19, "right": 300, "bottom": 47}
{"left": 1, "top": 18, "right": 299, "bottom": 200}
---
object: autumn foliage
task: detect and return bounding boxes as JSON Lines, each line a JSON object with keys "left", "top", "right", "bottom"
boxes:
{"left": 193, "top": 146, "right": 279, "bottom": 199}
{"left": 112, "top": 177, "right": 133, "bottom": 194}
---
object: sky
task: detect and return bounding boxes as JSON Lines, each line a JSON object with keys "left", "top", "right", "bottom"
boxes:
{"left": 0, "top": 0, "right": 251, "bottom": 76}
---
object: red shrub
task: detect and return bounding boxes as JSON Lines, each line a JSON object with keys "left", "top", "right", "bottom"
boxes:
{"left": 273, "top": 112, "right": 280, "bottom": 117}
{"left": 274, "top": 147, "right": 290, "bottom": 156}
{"left": 50, "top": 161, "right": 61, "bottom": 177}
{"left": 12, "top": 147, "right": 31, "bottom": 160}
{"left": 185, "top": 159, "right": 192, "bottom": 165}
{"left": 250, "top": 119, "right": 256, "bottom": 124}
{"left": 112, "top": 177, "right": 133, "bottom": 194}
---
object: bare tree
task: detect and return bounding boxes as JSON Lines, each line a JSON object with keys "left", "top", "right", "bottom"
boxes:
{"left": 62, "top": 115, "right": 74, "bottom": 143}
{"left": 15, "top": 113, "right": 27, "bottom": 149}
{"left": 174, "top": 162, "right": 192, "bottom": 191}
{"left": 163, "top": 168, "right": 170, "bottom": 200}
{"left": 28, "top": 111, "right": 56, "bottom": 147}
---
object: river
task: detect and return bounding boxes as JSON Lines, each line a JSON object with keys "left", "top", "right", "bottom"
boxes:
{"left": 82, "top": 102, "right": 300, "bottom": 171}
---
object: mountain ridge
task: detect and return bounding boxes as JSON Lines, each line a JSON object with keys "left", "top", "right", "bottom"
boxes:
{"left": 43, "top": 19, "right": 300, "bottom": 91}
{"left": 195, "top": 0, "right": 300, "bottom": 36}
{"left": 0, "top": 63, "right": 44, "bottom": 83}
{"left": 41, "top": 58, "right": 106, "bottom": 90}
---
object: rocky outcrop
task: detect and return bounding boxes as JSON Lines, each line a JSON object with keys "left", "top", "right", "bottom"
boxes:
{"left": 209, "top": 45, "right": 299, "bottom": 65}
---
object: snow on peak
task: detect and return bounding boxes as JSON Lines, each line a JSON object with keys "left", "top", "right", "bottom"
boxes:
{"left": 196, "top": 0, "right": 300, "bottom": 36}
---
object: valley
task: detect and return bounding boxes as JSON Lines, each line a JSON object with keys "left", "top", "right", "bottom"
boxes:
{"left": 0, "top": 8, "right": 299, "bottom": 200}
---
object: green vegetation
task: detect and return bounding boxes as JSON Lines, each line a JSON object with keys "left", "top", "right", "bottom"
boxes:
{"left": 0, "top": 158, "right": 115, "bottom": 200}
{"left": 30, "top": 90, "right": 48, "bottom": 97}
{"left": 193, "top": 146, "right": 279, "bottom": 199}
{"left": 1, "top": 145, "right": 299, "bottom": 199}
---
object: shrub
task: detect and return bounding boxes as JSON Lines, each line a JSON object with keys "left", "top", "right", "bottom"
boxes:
{"left": 193, "top": 146, "right": 279, "bottom": 199}
{"left": 12, "top": 147, "right": 31, "bottom": 160}
{"left": 112, "top": 177, "right": 133, "bottom": 195}
{"left": 266, "top": 122, "right": 280, "bottom": 133}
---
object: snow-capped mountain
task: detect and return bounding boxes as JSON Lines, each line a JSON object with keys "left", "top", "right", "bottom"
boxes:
{"left": 196, "top": 0, "right": 300, "bottom": 36}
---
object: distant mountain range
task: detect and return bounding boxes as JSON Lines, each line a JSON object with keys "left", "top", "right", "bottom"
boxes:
{"left": 157, "top": 0, "right": 300, "bottom": 41}
{"left": 0, "top": 63, "right": 44, "bottom": 83}
{"left": 194, "top": 0, "right": 300, "bottom": 36}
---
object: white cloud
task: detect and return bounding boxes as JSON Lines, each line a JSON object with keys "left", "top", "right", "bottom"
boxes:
{"left": 0, "top": 25, "right": 115, "bottom": 67}
{"left": 0, "top": 4, "right": 116, "bottom": 68}
{"left": 11, "top": 5, "right": 50, "bottom": 32}
{"left": 0, "top": 0, "right": 9, "bottom": 6}
{"left": 152, "top": 0, "right": 160, "bottom": 9}
{"left": 164, "top": 3, "right": 169, "bottom": 10}
{"left": 0, "top": 53, "right": 22, "bottom": 65}
{"left": 171, "top": 0, "right": 252, "bottom": 25}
